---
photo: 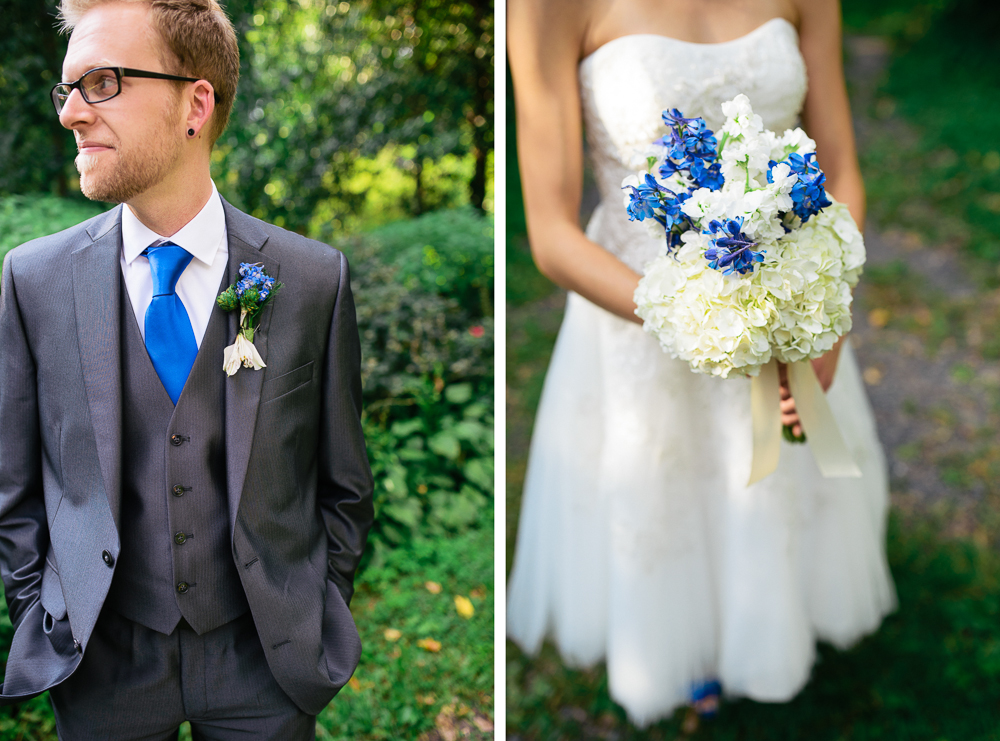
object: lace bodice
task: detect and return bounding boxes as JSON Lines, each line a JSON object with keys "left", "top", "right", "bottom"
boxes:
{"left": 579, "top": 18, "right": 808, "bottom": 271}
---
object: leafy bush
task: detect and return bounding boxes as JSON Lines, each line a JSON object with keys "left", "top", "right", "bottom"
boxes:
{"left": 0, "top": 195, "right": 108, "bottom": 262}
{"left": 345, "top": 232, "right": 494, "bottom": 562}
{"left": 346, "top": 235, "right": 493, "bottom": 405}
{"left": 362, "top": 379, "right": 493, "bottom": 565}
{"left": 359, "top": 207, "right": 494, "bottom": 318}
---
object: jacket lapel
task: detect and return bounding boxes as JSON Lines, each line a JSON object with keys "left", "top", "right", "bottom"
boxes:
{"left": 221, "top": 200, "right": 279, "bottom": 531}
{"left": 72, "top": 206, "right": 125, "bottom": 529}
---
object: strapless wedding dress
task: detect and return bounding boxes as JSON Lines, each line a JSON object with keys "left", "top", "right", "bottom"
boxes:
{"left": 507, "top": 18, "right": 896, "bottom": 726}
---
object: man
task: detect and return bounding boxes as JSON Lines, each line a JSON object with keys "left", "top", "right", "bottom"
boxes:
{"left": 0, "top": 0, "right": 373, "bottom": 737}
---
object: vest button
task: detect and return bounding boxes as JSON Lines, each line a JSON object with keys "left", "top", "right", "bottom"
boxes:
{"left": 170, "top": 434, "right": 183, "bottom": 446}
{"left": 172, "top": 484, "right": 185, "bottom": 497}
{"left": 176, "top": 582, "right": 190, "bottom": 594}
{"left": 174, "top": 532, "right": 188, "bottom": 545}
{"left": 101, "top": 550, "right": 114, "bottom": 567}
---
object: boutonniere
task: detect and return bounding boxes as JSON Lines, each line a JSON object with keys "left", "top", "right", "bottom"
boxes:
{"left": 217, "top": 262, "right": 283, "bottom": 376}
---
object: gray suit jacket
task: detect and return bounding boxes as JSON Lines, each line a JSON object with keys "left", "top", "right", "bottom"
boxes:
{"left": 0, "top": 200, "right": 374, "bottom": 714}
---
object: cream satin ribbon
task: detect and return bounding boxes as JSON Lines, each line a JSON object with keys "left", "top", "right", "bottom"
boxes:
{"left": 747, "top": 358, "right": 862, "bottom": 486}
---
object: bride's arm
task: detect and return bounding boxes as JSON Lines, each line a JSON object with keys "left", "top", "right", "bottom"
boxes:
{"left": 509, "top": 0, "right": 644, "bottom": 324}
{"left": 781, "top": 0, "right": 862, "bottom": 433}
{"left": 799, "top": 0, "right": 865, "bottom": 231}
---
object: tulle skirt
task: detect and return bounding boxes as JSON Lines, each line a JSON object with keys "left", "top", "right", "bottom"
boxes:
{"left": 507, "top": 290, "right": 897, "bottom": 727}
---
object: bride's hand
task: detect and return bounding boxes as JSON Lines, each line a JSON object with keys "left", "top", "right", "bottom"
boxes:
{"left": 779, "top": 338, "right": 845, "bottom": 436}
{"left": 810, "top": 335, "right": 844, "bottom": 392}
{"left": 778, "top": 363, "right": 802, "bottom": 438}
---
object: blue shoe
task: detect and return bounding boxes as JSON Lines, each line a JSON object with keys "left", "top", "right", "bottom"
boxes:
{"left": 691, "top": 680, "right": 722, "bottom": 718}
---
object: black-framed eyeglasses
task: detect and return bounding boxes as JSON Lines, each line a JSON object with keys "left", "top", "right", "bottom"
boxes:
{"left": 50, "top": 66, "right": 219, "bottom": 115}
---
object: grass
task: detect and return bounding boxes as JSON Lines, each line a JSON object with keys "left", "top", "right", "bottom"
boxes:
{"left": 0, "top": 522, "right": 493, "bottom": 740}
{"left": 318, "top": 521, "right": 494, "bottom": 740}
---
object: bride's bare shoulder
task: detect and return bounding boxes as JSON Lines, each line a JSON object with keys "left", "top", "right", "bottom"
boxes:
{"left": 508, "top": 0, "right": 606, "bottom": 63}
{"left": 789, "top": 0, "right": 840, "bottom": 30}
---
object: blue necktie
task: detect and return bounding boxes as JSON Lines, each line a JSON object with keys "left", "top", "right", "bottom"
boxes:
{"left": 143, "top": 240, "right": 198, "bottom": 404}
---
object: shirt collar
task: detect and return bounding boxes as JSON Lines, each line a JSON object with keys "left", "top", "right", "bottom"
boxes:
{"left": 121, "top": 181, "right": 227, "bottom": 267}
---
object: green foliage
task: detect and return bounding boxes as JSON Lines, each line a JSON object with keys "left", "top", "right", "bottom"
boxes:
{"left": 340, "top": 209, "right": 493, "bottom": 561}
{"left": 347, "top": 232, "right": 493, "bottom": 403}
{"left": 215, "top": 0, "right": 493, "bottom": 232}
{"left": 363, "top": 207, "right": 494, "bottom": 317}
{"left": 318, "top": 524, "right": 493, "bottom": 739}
{"left": 0, "top": 195, "right": 108, "bottom": 262}
{"left": 363, "top": 378, "right": 493, "bottom": 564}
{"left": 0, "top": 0, "right": 493, "bottom": 231}
{"left": 0, "top": 1, "right": 74, "bottom": 197}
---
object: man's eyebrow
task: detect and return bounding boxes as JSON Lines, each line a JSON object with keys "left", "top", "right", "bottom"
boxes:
{"left": 61, "top": 59, "right": 115, "bottom": 80}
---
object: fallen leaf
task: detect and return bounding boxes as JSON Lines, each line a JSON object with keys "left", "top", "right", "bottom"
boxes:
{"left": 868, "top": 308, "right": 890, "bottom": 328}
{"left": 384, "top": 628, "right": 402, "bottom": 642}
{"left": 425, "top": 581, "right": 442, "bottom": 594}
{"left": 469, "top": 586, "right": 486, "bottom": 598}
{"left": 472, "top": 714, "right": 494, "bottom": 733}
{"left": 417, "top": 693, "right": 436, "bottom": 705}
{"left": 863, "top": 367, "right": 883, "bottom": 386}
{"left": 417, "top": 637, "right": 442, "bottom": 652}
{"left": 454, "top": 595, "right": 474, "bottom": 618}
{"left": 436, "top": 704, "right": 458, "bottom": 741}
{"left": 348, "top": 676, "right": 361, "bottom": 692}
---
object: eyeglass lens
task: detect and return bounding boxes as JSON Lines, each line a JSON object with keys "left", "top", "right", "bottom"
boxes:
{"left": 53, "top": 68, "right": 120, "bottom": 114}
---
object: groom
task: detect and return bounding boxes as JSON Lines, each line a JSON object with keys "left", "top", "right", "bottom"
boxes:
{"left": 0, "top": 0, "right": 373, "bottom": 737}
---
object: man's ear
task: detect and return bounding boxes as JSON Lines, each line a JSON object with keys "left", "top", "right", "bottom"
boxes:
{"left": 185, "top": 80, "right": 216, "bottom": 140}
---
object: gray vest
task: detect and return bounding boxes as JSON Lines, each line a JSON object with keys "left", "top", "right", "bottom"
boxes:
{"left": 105, "top": 276, "right": 248, "bottom": 635}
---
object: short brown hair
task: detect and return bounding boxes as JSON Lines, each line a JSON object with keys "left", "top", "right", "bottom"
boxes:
{"left": 59, "top": 0, "right": 240, "bottom": 145}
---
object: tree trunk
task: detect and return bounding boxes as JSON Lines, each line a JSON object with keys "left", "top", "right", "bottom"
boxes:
{"left": 467, "top": 0, "right": 491, "bottom": 212}
{"left": 413, "top": 158, "right": 424, "bottom": 216}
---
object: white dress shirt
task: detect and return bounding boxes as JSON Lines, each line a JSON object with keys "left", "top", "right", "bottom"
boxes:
{"left": 120, "top": 181, "right": 229, "bottom": 347}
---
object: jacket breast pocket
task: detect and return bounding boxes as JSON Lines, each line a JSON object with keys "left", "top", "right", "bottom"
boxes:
{"left": 261, "top": 361, "right": 314, "bottom": 404}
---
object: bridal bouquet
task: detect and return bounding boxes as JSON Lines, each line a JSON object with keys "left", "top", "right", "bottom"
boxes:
{"left": 623, "top": 95, "right": 864, "bottom": 483}
{"left": 625, "top": 94, "right": 865, "bottom": 378}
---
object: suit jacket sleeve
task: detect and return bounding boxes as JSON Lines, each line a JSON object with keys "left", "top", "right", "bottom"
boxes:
{"left": 0, "top": 252, "right": 48, "bottom": 630}
{"left": 317, "top": 251, "right": 373, "bottom": 605}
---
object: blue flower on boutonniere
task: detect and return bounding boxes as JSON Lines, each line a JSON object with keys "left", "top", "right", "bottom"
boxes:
{"left": 217, "top": 262, "right": 283, "bottom": 376}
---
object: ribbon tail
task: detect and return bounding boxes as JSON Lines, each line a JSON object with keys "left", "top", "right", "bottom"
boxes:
{"left": 747, "top": 359, "right": 782, "bottom": 486}
{"left": 787, "top": 361, "right": 862, "bottom": 478}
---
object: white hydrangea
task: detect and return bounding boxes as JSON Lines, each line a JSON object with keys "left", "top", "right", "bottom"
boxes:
{"left": 633, "top": 96, "right": 866, "bottom": 378}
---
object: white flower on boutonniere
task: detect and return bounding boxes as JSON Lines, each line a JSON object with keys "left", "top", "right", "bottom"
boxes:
{"left": 217, "top": 262, "right": 282, "bottom": 377}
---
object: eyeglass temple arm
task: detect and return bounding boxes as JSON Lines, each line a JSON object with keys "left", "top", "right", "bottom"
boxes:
{"left": 119, "top": 68, "right": 222, "bottom": 102}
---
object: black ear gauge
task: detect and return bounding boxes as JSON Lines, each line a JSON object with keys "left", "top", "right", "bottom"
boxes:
{"left": 188, "top": 128, "right": 195, "bottom": 136}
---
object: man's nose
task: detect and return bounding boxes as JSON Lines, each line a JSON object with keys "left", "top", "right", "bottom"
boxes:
{"left": 58, "top": 87, "right": 97, "bottom": 130}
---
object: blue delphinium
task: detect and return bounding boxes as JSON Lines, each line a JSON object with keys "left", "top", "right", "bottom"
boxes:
{"left": 655, "top": 109, "right": 723, "bottom": 192}
{"left": 703, "top": 217, "right": 765, "bottom": 275}
{"left": 236, "top": 261, "right": 277, "bottom": 301}
{"left": 623, "top": 174, "right": 691, "bottom": 251}
{"left": 767, "top": 152, "right": 831, "bottom": 223}
{"left": 687, "top": 158, "right": 725, "bottom": 190}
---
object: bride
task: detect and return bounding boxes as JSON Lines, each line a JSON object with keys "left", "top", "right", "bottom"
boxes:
{"left": 506, "top": 0, "right": 897, "bottom": 726}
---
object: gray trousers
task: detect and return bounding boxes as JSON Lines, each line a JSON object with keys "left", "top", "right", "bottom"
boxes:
{"left": 49, "top": 607, "right": 315, "bottom": 740}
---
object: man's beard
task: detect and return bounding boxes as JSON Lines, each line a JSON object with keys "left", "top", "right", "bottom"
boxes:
{"left": 76, "top": 119, "right": 180, "bottom": 204}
